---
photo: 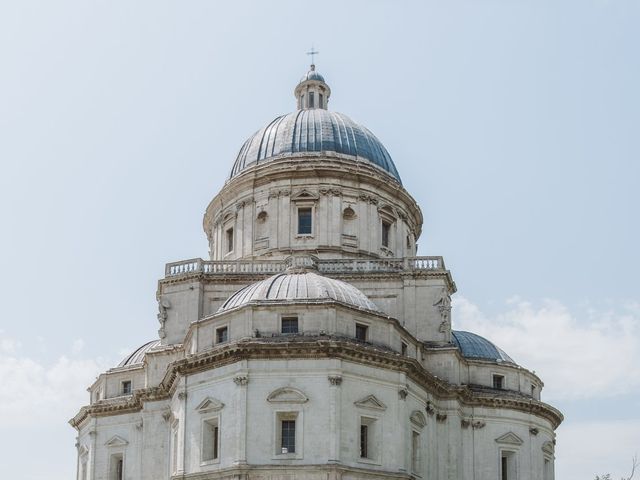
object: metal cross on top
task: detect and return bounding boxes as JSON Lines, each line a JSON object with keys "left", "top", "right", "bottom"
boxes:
{"left": 306, "top": 47, "right": 319, "bottom": 65}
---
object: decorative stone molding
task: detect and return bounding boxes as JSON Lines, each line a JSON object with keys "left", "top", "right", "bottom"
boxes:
{"left": 358, "top": 193, "right": 378, "bottom": 205}
{"left": 410, "top": 410, "right": 427, "bottom": 428}
{"left": 472, "top": 420, "right": 486, "bottom": 429}
{"left": 177, "top": 391, "right": 187, "bottom": 401}
{"left": 157, "top": 297, "right": 171, "bottom": 339}
{"left": 433, "top": 288, "right": 451, "bottom": 333}
{"left": 461, "top": 419, "right": 470, "bottom": 429}
{"left": 69, "top": 339, "right": 563, "bottom": 430}
{"left": 195, "top": 396, "right": 225, "bottom": 413}
{"left": 354, "top": 394, "right": 387, "bottom": 411}
{"left": 233, "top": 375, "right": 249, "bottom": 386}
{"left": 425, "top": 401, "right": 436, "bottom": 416}
{"left": 135, "top": 420, "right": 143, "bottom": 430}
{"left": 267, "top": 387, "right": 309, "bottom": 404}
{"left": 162, "top": 410, "right": 173, "bottom": 422}
{"left": 495, "top": 432, "right": 523, "bottom": 445}
{"left": 398, "top": 387, "right": 409, "bottom": 400}
{"left": 542, "top": 441, "right": 555, "bottom": 455}
{"left": 529, "top": 427, "right": 539, "bottom": 436}
{"left": 268, "top": 189, "right": 292, "bottom": 199}
{"left": 436, "top": 413, "right": 448, "bottom": 423}
{"left": 319, "top": 188, "right": 342, "bottom": 197}
{"left": 327, "top": 375, "right": 343, "bottom": 386}
{"left": 104, "top": 435, "right": 128, "bottom": 447}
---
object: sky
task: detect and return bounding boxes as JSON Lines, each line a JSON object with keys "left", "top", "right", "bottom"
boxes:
{"left": 0, "top": 0, "right": 638, "bottom": 478}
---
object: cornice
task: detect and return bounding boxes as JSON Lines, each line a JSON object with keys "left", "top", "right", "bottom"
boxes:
{"left": 70, "top": 338, "right": 562, "bottom": 430}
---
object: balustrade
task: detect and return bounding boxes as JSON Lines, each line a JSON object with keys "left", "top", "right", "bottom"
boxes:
{"left": 165, "top": 256, "right": 445, "bottom": 277}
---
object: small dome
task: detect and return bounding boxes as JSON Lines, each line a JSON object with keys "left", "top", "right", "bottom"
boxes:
{"left": 451, "top": 331, "right": 515, "bottom": 364}
{"left": 300, "top": 68, "right": 325, "bottom": 83}
{"left": 231, "top": 109, "right": 401, "bottom": 182}
{"left": 117, "top": 340, "right": 160, "bottom": 367}
{"left": 218, "top": 270, "right": 381, "bottom": 313}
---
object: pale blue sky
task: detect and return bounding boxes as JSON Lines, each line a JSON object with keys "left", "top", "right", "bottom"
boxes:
{"left": 0, "top": 1, "right": 639, "bottom": 478}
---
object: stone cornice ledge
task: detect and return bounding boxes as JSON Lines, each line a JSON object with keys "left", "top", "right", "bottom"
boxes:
{"left": 70, "top": 339, "right": 563, "bottom": 430}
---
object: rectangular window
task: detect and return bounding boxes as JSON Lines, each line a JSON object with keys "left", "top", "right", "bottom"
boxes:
{"left": 172, "top": 423, "right": 179, "bottom": 474}
{"left": 110, "top": 454, "right": 124, "bottom": 480}
{"left": 308, "top": 92, "right": 315, "bottom": 108}
{"left": 531, "top": 384, "right": 536, "bottom": 396}
{"left": 359, "top": 417, "right": 377, "bottom": 461}
{"left": 355, "top": 323, "right": 368, "bottom": 342}
{"left": 202, "top": 418, "right": 219, "bottom": 462}
{"left": 411, "top": 431, "right": 420, "bottom": 472}
{"left": 493, "top": 374, "right": 505, "bottom": 390}
{"left": 281, "top": 316, "right": 299, "bottom": 334}
{"left": 226, "top": 227, "right": 234, "bottom": 253}
{"left": 298, "top": 208, "right": 312, "bottom": 235}
{"left": 281, "top": 419, "right": 296, "bottom": 453}
{"left": 121, "top": 380, "right": 132, "bottom": 395}
{"left": 360, "top": 424, "right": 368, "bottom": 458}
{"left": 216, "top": 326, "right": 228, "bottom": 344}
{"left": 501, "top": 451, "right": 516, "bottom": 480}
{"left": 319, "top": 93, "right": 323, "bottom": 108}
{"left": 381, "top": 221, "right": 391, "bottom": 247}
{"left": 401, "top": 342, "right": 408, "bottom": 356}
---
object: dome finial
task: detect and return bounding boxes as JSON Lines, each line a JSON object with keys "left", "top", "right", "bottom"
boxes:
{"left": 306, "top": 46, "right": 319, "bottom": 67}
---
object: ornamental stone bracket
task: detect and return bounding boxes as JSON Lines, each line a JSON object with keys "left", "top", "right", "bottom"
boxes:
{"left": 328, "top": 375, "right": 343, "bottom": 386}
{"left": 233, "top": 375, "right": 249, "bottom": 386}
{"left": 461, "top": 418, "right": 486, "bottom": 429}
{"left": 425, "top": 401, "right": 436, "bottom": 416}
{"left": 529, "top": 427, "right": 539, "bottom": 436}
{"left": 436, "top": 413, "right": 448, "bottom": 423}
{"left": 177, "top": 391, "right": 187, "bottom": 401}
{"left": 398, "top": 387, "right": 409, "bottom": 400}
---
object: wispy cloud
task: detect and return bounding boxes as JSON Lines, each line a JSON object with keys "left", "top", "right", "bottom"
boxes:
{"left": 0, "top": 333, "right": 107, "bottom": 428}
{"left": 453, "top": 297, "right": 640, "bottom": 400}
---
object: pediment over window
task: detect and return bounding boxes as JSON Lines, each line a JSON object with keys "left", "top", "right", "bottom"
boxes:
{"left": 104, "top": 435, "right": 128, "bottom": 447}
{"left": 354, "top": 394, "right": 387, "bottom": 411}
{"left": 267, "top": 387, "right": 309, "bottom": 404}
{"left": 495, "top": 432, "right": 523, "bottom": 446}
{"left": 542, "top": 441, "right": 555, "bottom": 455}
{"left": 195, "top": 396, "right": 225, "bottom": 413}
{"left": 291, "top": 190, "right": 318, "bottom": 201}
{"left": 410, "top": 410, "right": 427, "bottom": 428}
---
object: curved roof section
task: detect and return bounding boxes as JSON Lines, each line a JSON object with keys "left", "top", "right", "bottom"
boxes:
{"left": 451, "top": 331, "right": 515, "bottom": 364}
{"left": 300, "top": 69, "right": 325, "bottom": 83}
{"left": 218, "top": 270, "right": 381, "bottom": 314}
{"left": 117, "top": 340, "right": 160, "bottom": 368}
{"left": 230, "top": 109, "right": 401, "bottom": 183}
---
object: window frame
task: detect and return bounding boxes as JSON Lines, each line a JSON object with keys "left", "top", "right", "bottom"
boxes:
{"left": 492, "top": 373, "right": 506, "bottom": 390}
{"left": 273, "top": 410, "right": 304, "bottom": 459}
{"left": 357, "top": 415, "right": 381, "bottom": 465}
{"left": 200, "top": 415, "right": 221, "bottom": 465}
{"left": 121, "top": 380, "right": 132, "bottom": 395}
{"left": 355, "top": 323, "right": 369, "bottom": 342}
{"left": 296, "top": 206, "right": 313, "bottom": 236}
{"left": 499, "top": 449, "right": 518, "bottom": 480}
{"left": 280, "top": 316, "right": 299, "bottom": 334}
{"left": 225, "top": 227, "right": 234, "bottom": 254}
{"left": 215, "top": 325, "right": 229, "bottom": 345}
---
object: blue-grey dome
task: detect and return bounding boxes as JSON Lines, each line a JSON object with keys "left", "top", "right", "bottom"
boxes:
{"left": 300, "top": 69, "right": 325, "bottom": 83}
{"left": 451, "top": 331, "right": 516, "bottom": 364}
{"left": 230, "top": 109, "right": 402, "bottom": 183}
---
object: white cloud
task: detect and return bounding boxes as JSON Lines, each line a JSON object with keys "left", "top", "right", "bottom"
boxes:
{"left": 556, "top": 420, "right": 640, "bottom": 480}
{"left": 453, "top": 296, "right": 640, "bottom": 400}
{"left": 0, "top": 333, "right": 107, "bottom": 428}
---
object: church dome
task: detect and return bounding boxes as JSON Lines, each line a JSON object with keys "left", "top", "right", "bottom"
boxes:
{"left": 217, "top": 269, "right": 381, "bottom": 314}
{"left": 117, "top": 340, "right": 160, "bottom": 367}
{"left": 451, "top": 330, "right": 515, "bottom": 364}
{"left": 229, "top": 65, "right": 402, "bottom": 183}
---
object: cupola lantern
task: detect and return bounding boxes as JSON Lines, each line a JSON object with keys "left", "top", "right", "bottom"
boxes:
{"left": 294, "top": 64, "right": 331, "bottom": 110}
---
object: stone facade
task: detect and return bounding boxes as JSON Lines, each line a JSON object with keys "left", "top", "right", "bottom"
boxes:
{"left": 71, "top": 65, "right": 561, "bottom": 480}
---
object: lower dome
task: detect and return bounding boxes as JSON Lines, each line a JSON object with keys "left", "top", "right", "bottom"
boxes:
{"left": 218, "top": 270, "right": 381, "bottom": 313}
{"left": 230, "top": 109, "right": 401, "bottom": 183}
{"left": 451, "top": 330, "right": 515, "bottom": 364}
